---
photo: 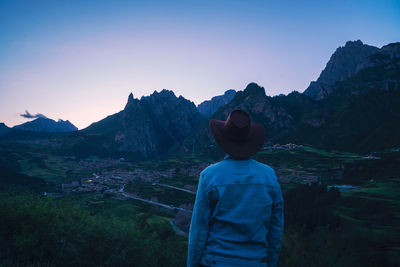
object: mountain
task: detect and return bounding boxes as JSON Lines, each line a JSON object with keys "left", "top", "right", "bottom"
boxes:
{"left": 180, "top": 83, "right": 321, "bottom": 155}
{"left": 13, "top": 117, "right": 78, "bottom": 132}
{"left": 197, "top": 89, "right": 236, "bottom": 117}
{"left": 0, "top": 123, "right": 10, "bottom": 135}
{"left": 305, "top": 41, "right": 400, "bottom": 104}
{"left": 77, "top": 90, "right": 204, "bottom": 159}
{"left": 181, "top": 42, "right": 400, "bottom": 154}
{"left": 304, "top": 40, "right": 379, "bottom": 100}
{"left": 56, "top": 40, "right": 400, "bottom": 158}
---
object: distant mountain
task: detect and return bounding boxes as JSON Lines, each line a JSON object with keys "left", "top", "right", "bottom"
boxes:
{"left": 13, "top": 117, "right": 78, "bottom": 132}
{"left": 304, "top": 40, "right": 379, "bottom": 100}
{"left": 0, "top": 123, "right": 10, "bottom": 135}
{"left": 76, "top": 90, "right": 204, "bottom": 159}
{"left": 197, "top": 89, "right": 236, "bottom": 117}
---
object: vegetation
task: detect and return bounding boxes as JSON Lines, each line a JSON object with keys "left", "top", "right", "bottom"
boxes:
{"left": 1, "top": 140, "right": 399, "bottom": 266}
{"left": 0, "top": 192, "right": 187, "bottom": 267}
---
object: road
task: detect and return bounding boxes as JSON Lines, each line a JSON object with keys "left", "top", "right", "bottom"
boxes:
{"left": 120, "top": 184, "right": 193, "bottom": 213}
{"left": 152, "top": 182, "right": 196, "bottom": 195}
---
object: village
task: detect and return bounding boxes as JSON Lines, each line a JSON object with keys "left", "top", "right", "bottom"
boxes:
{"left": 61, "top": 167, "right": 175, "bottom": 194}
{"left": 60, "top": 163, "right": 320, "bottom": 197}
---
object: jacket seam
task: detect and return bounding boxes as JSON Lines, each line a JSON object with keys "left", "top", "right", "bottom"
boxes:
{"left": 206, "top": 183, "right": 277, "bottom": 193}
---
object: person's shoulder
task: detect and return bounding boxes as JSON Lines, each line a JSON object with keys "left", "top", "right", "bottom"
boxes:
{"left": 198, "top": 161, "right": 224, "bottom": 188}
{"left": 251, "top": 159, "right": 276, "bottom": 174}
{"left": 251, "top": 159, "right": 280, "bottom": 185}
{"left": 200, "top": 160, "right": 225, "bottom": 176}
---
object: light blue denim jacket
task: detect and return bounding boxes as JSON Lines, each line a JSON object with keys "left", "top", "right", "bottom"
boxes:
{"left": 187, "top": 155, "right": 284, "bottom": 267}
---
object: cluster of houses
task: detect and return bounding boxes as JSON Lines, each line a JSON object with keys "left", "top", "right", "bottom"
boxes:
{"left": 60, "top": 167, "right": 188, "bottom": 195}
{"left": 276, "top": 171, "right": 319, "bottom": 186}
{"left": 264, "top": 143, "right": 304, "bottom": 150}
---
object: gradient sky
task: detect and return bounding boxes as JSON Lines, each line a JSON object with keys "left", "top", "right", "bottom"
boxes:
{"left": 1, "top": 0, "right": 399, "bottom": 129}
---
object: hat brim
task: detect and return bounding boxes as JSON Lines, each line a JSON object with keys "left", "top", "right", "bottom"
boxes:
{"left": 210, "top": 119, "right": 266, "bottom": 160}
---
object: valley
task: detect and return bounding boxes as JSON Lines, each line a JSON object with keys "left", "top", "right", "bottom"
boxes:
{"left": 1, "top": 138, "right": 399, "bottom": 265}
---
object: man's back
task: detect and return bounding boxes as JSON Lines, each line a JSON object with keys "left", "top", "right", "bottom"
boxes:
{"left": 187, "top": 155, "right": 284, "bottom": 267}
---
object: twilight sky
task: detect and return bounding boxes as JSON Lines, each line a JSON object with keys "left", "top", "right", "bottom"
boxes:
{"left": 1, "top": 0, "right": 399, "bottom": 129}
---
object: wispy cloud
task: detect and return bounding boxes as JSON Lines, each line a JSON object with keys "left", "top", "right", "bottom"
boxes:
{"left": 20, "top": 110, "right": 47, "bottom": 119}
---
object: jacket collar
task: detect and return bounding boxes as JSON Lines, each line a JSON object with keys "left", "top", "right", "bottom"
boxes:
{"left": 224, "top": 154, "right": 251, "bottom": 160}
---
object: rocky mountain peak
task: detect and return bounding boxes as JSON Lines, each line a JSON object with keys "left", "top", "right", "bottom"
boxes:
{"left": 142, "top": 89, "right": 176, "bottom": 100}
{"left": 317, "top": 40, "right": 378, "bottom": 85}
{"left": 304, "top": 40, "right": 379, "bottom": 100}
{"left": 223, "top": 89, "right": 236, "bottom": 97}
{"left": 243, "top": 82, "right": 266, "bottom": 97}
{"left": 105, "top": 89, "right": 204, "bottom": 158}
{"left": 124, "top": 92, "right": 137, "bottom": 109}
{"left": 128, "top": 92, "right": 134, "bottom": 102}
{"left": 345, "top": 39, "right": 364, "bottom": 47}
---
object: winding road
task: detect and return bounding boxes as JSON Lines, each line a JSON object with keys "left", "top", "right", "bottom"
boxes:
{"left": 119, "top": 184, "right": 193, "bottom": 213}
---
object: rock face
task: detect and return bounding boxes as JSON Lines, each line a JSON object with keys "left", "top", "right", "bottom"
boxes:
{"left": 358, "top": 42, "right": 400, "bottom": 70}
{"left": 197, "top": 89, "right": 236, "bottom": 117}
{"left": 304, "top": 40, "right": 379, "bottom": 99}
{"left": 13, "top": 118, "right": 78, "bottom": 132}
{"left": 82, "top": 90, "right": 204, "bottom": 158}
{"left": 0, "top": 123, "right": 10, "bottom": 135}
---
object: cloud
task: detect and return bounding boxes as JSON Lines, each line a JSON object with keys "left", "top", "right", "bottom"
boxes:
{"left": 20, "top": 110, "right": 47, "bottom": 119}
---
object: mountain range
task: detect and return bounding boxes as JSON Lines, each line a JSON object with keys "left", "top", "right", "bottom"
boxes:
{"left": 2, "top": 40, "right": 399, "bottom": 159}
{"left": 0, "top": 118, "right": 78, "bottom": 136}
{"left": 183, "top": 41, "right": 400, "bottom": 154}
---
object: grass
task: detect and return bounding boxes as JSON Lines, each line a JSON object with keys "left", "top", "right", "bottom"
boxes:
{"left": 254, "top": 146, "right": 363, "bottom": 177}
{"left": 17, "top": 154, "right": 83, "bottom": 184}
{"left": 346, "top": 182, "right": 400, "bottom": 201}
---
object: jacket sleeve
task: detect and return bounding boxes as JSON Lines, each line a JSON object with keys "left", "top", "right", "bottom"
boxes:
{"left": 187, "top": 172, "right": 213, "bottom": 267}
{"left": 266, "top": 179, "right": 284, "bottom": 267}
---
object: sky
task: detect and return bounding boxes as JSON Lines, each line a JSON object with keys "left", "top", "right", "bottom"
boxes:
{"left": 0, "top": 0, "right": 399, "bottom": 129}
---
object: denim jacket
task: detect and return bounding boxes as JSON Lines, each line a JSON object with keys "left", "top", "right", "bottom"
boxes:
{"left": 187, "top": 155, "right": 284, "bottom": 267}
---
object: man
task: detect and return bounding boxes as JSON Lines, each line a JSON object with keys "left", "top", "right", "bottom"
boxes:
{"left": 187, "top": 109, "right": 284, "bottom": 267}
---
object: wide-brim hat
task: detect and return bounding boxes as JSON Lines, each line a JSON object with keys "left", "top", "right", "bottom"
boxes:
{"left": 210, "top": 109, "right": 266, "bottom": 159}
